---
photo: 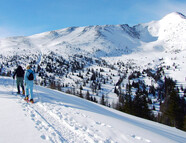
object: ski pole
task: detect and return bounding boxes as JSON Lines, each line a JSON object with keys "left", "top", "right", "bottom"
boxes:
{"left": 34, "top": 82, "right": 40, "bottom": 102}
{"left": 12, "top": 78, "right": 15, "bottom": 94}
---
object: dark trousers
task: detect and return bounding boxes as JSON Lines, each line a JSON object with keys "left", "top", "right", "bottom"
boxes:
{"left": 16, "top": 77, "right": 24, "bottom": 93}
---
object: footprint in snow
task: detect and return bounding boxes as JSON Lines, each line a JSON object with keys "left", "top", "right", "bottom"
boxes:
{"left": 131, "top": 134, "right": 151, "bottom": 143}
{"left": 36, "top": 120, "right": 42, "bottom": 125}
{"left": 51, "top": 132, "right": 56, "bottom": 136}
{"left": 30, "top": 113, "right": 35, "bottom": 118}
{"left": 40, "top": 134, "right": 49, "bottom": 140}
{"left": 96, "top": 122, "right": 112, "bottom": 128}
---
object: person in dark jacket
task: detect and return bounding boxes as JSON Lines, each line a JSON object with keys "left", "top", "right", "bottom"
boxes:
{"left": 13, "top": 65, "right": 25, "bottom": 95}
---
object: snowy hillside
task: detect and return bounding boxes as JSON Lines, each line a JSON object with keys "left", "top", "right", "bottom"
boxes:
{"left": 0, "top": 12, "right": 186, "bottom": 133}
{"left": 0, "top": 76, "right": 186, "bottom": 143}
{"left": 0, "top": 24, "right": 140, "bottom": 58}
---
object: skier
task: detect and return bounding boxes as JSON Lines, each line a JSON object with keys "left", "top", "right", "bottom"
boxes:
{"left": 24, "top": 65, "right": 36, "bottom": 103}
{"left": 13, "top": 65, "right": 25, "bottom": 95}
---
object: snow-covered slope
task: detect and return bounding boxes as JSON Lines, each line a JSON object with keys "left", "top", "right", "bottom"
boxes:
{"left": 0, "top": 76, "right": 186, "bottom": 143}
{"left": 0, "top": 24, "right": 141, "bottom": 58}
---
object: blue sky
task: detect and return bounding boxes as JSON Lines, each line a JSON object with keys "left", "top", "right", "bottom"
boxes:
{"left": 0, "top": 0, "right": 186, "bottom": 38}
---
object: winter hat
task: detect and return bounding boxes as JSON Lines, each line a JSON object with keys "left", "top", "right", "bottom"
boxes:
{"left": 26, "top": 65, "right": 31, "bottom": 70}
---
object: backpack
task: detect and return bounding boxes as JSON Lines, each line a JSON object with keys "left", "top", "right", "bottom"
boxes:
{"left": 28, "top": 71, "right": 34, "bottom": 80}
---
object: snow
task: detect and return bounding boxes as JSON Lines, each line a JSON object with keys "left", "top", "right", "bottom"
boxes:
{"left": 0, "top": 76, "right": 185, "bottom": 143}
{"left": 0, "top": 12, "right": 186, "bottom": 142}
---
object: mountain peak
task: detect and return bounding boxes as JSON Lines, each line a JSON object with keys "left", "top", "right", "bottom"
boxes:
{"left": 162, "top": 12, "right": 186, "bottom": 21}
{"left": 174, "top": 12, "right": 186, "bottom": 18}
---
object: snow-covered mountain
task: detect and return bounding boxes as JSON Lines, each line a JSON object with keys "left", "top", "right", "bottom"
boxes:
{"left": 0, "top": 24, "right": 140, "bottom": 58}
{"left": 0, "top": 12, "right": 186, "bottom": 134}
{"left": 134, "top": 12, "right": 186, "bottom": 53}
{"left": 0, "top": 12, "right": 186, "bottom": 87}
{"left": 0, "top": 12, "right": 185, "bottom": 58}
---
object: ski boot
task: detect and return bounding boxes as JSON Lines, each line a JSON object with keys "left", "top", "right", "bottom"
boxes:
{"left": 22, "top": 90, "right": 25, "bottom": 95}
{"left": 30, "top": 99, "right": 34, "bottom": 103}
{"left": 24, "top": 96, "right": 29, "bottom": 100}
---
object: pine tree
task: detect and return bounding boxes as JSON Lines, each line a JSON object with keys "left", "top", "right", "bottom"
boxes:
{"left": 133, "top": 89, "right": 151, "bottom": 119}
{"left": 57, "top": 81, "right": 62, "bottom": 91}
{"left": 183, "top": 115, "right": 186, "bottom": 131}
{"left": 79, "top": 89, "right": 83, "bottom": 98}
{"left": 124, "top": 82, "right": 132, "bottom": 114}
{"left": 100, "top": 94, "right": 106, "bottom": 105}
{"left": 50, "top": 80, "right": 56, "bottom": 89}
{"left": 124, "top": 93, "right": 132, "bottom": 114}
{"left": 114, "top": 86, "right": 119, "bottom": 96}
{"left": 93, "top": 97, "right": 97, "bottom": 103}
{"left": 86, "top": 91, "right": 90, "bottom": 100}
{"left": 160, "top": 85, "right": 185, "bottom": 129}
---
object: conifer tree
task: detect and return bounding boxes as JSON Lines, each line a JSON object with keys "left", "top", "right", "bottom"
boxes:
{"left": 93, "top": 97, "right": 98, "bottom": 103}
{"left": 100, "top": 94, "right": 106, "bottom": 105}
{"left": 183, "top": 115, "right": 186, "bottom": 131}
{"left": 86, "top": 91, "right": 90, "bottom": 100}
{"left": 133, "top": 89, "right": 151, "bottom": 119}
{"left": 160, "top": 81, "right": 185, "bottom": 129}
{"left": 124, "top": 83, "right": 132, "bottom": 114}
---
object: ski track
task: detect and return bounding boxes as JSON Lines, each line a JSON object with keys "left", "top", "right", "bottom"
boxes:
{"left": 16, "top": 95, "right": 105, "bottom": 142}
{"left": 2, "top": 83, "right": 112, "bottom": 142}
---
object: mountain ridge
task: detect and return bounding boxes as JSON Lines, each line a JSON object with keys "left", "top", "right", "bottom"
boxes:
{"left": 0, "top": 12, "right": 185, "bottom": 58}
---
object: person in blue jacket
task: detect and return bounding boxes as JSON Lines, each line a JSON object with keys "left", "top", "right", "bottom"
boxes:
{"left": 24, "top": 65, "right": 36, "bottom": 103}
